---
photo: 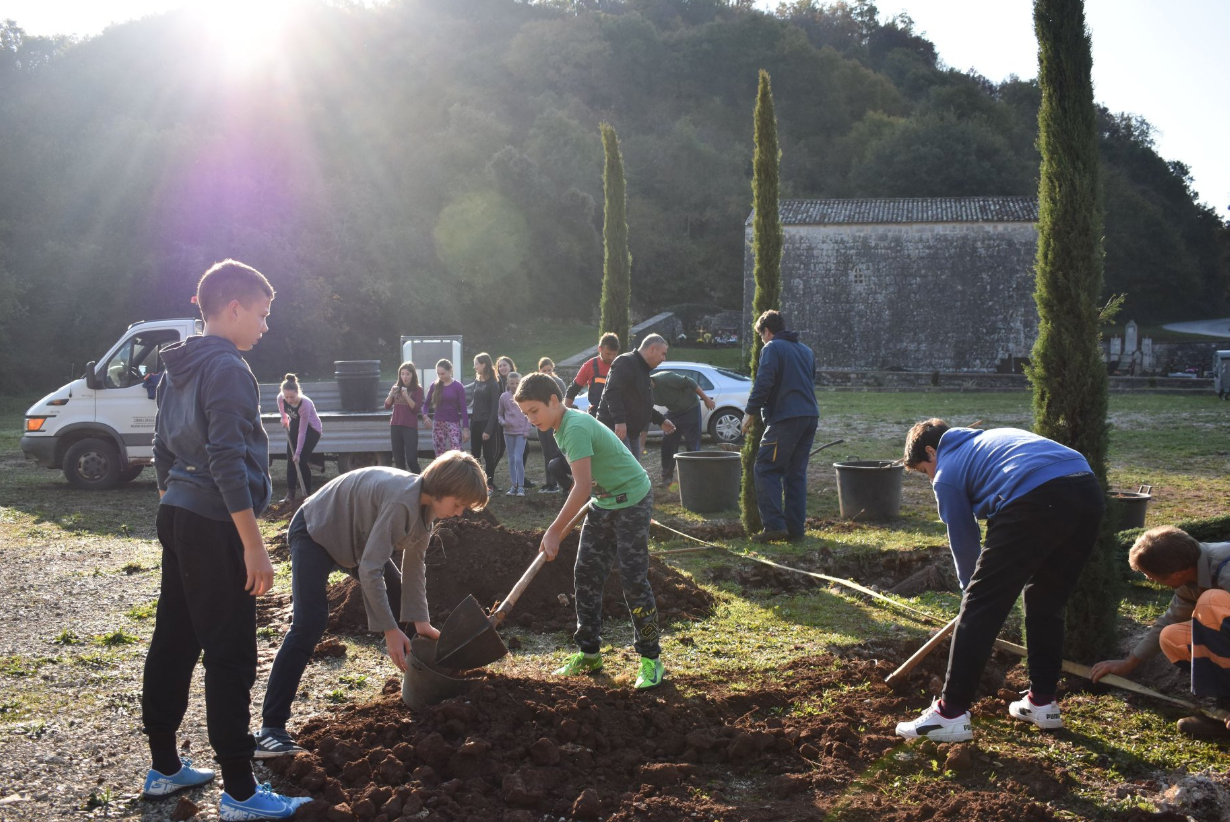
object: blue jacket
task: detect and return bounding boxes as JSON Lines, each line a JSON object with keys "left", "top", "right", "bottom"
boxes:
{"left": 933, "top": 427, "right": 1091, "bottom": 588}
{"left": 744, "top": 330, "right": 819, "bottom": 424}
{"left": 154, "top": 335, "right": 272, "bottom": 521}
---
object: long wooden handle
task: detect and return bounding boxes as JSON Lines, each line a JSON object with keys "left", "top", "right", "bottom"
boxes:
{"left": 492, "top": 501, "right": 593, "bottom": 623}
{"left": 885, "top": 616, "right": 959, "bottom": 685}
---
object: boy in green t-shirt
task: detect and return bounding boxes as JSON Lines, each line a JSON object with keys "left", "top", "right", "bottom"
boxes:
{"left": 515, "top": 373, "right": 664, "bottom": 689}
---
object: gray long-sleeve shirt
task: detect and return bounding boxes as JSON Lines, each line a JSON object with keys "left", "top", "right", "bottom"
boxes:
{"left": 1130, "top": 541, "right": 1230, "bottom": 661}
{"left": 300, "top": 466, "right": 433, "bottom": 632}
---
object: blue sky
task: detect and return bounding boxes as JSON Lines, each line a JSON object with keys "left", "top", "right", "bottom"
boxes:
{"left": 4, "top": 0, "right": 1227, "bottom": 218}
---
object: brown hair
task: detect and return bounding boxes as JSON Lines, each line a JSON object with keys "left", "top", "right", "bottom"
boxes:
{"left": 538, "top": 357, "right": 554, "bottom": 370}
{"left": 754, "top": 310, "right": 785, "bottom": 335}
{"left": 1128, "top": 526, "right": 1202, "bottom": 578}
{"left": 430, "top": 359, "right": 453, "bottom": 410}
{"left": 196, "top": 259, "right": 274, "bottom": 320}
{"left": 496, "top": 356, "right": 516, "bottom": 374}
{"left": 515, "top": 372, "right": 563, "bottom": 405}
{"left": 396, "top": 361, "right": 419, "bottom": 392}
{"left": 903, "top": 418, "right": 949, "bottom": 468}
{"left": 599, "top": 332, "right": 620, "bottom": 352}
{"left": 280, "top": 373, "right": 299, "bottom": 394}
{"left": 474, "top": 353, "right": 496, "bottom": 382}
{"left": 420, "top": 450, "right": 488, "bottom": 511}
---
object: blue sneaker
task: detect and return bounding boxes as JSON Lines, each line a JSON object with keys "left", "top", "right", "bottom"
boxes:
{"left": 219, "top": 783, "right": 312, "bottom": 821}
{"left": 142, "top": 757, "right": 215, "bottom": 797}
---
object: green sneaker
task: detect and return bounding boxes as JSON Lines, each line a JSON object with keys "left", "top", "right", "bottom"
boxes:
{"left": 554, "top": 652, "right": 603, "bottom": 676}
{"left": 634, "top": 657, "right": 665, "bottom": 689}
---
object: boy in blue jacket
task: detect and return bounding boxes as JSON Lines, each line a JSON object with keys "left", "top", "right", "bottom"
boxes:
{"left": 895, "top": 419, "right": 1104, "bottom": 743}
{"left": 141, "top": 260, "right": 308, "bottom": 820}
{"left": 740, "top": 310, "right": 820, "bottom": 542}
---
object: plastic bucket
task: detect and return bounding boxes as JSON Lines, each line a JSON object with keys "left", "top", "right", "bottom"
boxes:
{"left": 833, "top": 460, "right": 904, "bottom": 521}
{"left": 334, "top": 360, "right": 381, "bottom": 412}
{"left": 675, "top": 450, "right": 741, "bottom": 514}
{"left": 401, "top": 637, "right": 479, "bottom": 710}
{"left": 1111, "top": 486, "right": 1152, "bottom": 530}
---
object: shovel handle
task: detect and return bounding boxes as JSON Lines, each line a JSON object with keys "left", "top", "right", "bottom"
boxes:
{"left": 491, "top": 501, "right": 593, "bottom": 624}
{"left": 885, "top": 616, "right": 958, "bottom": 686}
{"left": 809, "top": 438, "right": 844, "bottom": 457}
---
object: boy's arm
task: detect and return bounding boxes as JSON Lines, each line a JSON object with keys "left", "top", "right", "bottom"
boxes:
{"left": 565, "top": 360, "right": 592, "bottom": 406}
{"left": 541, "top": 457, "right": 591, "bottom": 560}
{"left": 357, "top": 505, "right": 410, "bottom": 635}
{"left": 232, "top": 508, "right": 273, "bottom": 595}
{"left": 933, "top": 481, "right": 981, "bottom": 589}
{"left": 1094, "top": 587, "right": 1197, "bottom": 681}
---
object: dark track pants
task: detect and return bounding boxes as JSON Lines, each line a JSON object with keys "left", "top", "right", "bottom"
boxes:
{"left": 286, "top": 420, "right": 321, "bottom": 495}
{"left": 660, "top": 405, "right": 702, "bottom": 479}
{"left": 753, "top": 415, "right": 817, "bottom": 536}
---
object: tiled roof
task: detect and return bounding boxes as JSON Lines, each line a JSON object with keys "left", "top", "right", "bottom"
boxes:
{"left": 749, "top": 197, "right": 1039, "bottom": 225}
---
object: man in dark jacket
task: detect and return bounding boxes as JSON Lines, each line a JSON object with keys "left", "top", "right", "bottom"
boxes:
{"left": 741, "top": 311, "right": 819, "bottom": 543}
{"left": 597, "top": 334, "right": 676, "bottom": 454}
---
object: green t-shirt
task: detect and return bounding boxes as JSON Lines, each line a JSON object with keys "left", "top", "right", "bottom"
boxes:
{"left": 555, "top": 408, "right": 650, "bottom": 510}
{"left": 651, "top": 371, "right": 699, "bottom": 413}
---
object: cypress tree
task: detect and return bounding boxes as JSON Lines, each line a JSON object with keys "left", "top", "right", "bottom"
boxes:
{"left": 599, "top": 122, "right": 631, "bottom": 348}
{"left": 741, "top": 70, "right": 783, "bottom": 536}
{"left": 1029, "top": 0, "right": 1119, "bottom": 659}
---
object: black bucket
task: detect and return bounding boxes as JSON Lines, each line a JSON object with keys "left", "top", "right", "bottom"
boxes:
{"left": 334, "top": 360, "right": 381, "bottom": 412}
{"left": 675, "top": 450, "right": 741, "bottom": 513}
{"left": 401, "top": 637, "right": 481, "bottom": 710}
{"left": 1112, "top": 485, "right": 1152, "bottom": 530}
{"left": 833, "top": 460, "right": 904, "bottom": 521}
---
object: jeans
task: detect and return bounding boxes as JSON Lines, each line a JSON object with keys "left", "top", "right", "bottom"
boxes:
{"left": 660, "top": 405, "right": 702, "bottom": 478}
{"left": 753, "top": 415, "right": 818, "bottom": 535}
{"left": 143, "top": 505, "right": 257, "bottom": 763}
{"left": 390, "top": 425, "right": 420, "bottom": 473}
{"left": 261, "top": 511, "right": 402, "bottom": 730}
{"left": 505, "top": 433, "right": 526, "bottom": 488}
{"left": 942, "top": 473, "right": 1104, "bottom": 711}
{"left": 285, "top": 420, "right": 321, "bottom": 495}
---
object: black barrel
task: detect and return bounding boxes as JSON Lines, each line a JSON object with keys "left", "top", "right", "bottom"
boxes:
{"left": 334, "top": 360, "right": 381, "bottom": 412}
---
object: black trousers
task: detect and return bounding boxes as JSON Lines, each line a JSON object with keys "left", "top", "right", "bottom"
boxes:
{"left": 539, "top": 426, "right": 563, "bottom": 486}
{"left": 470, "top": 419, "right": 501, "bottom": 484}
{"left": 942, "top": 473, "right": 1105, "bottom": 710}
{"left": 548, "top": 455, "right": 574, "bottom": 493}
{"left": 660, "top": 405, "right": 702, "bottom": 478}
{"left": 142, "top": 505, "right": 258, "bottom": 763}
{"left": 286, "top": 420, "right": 321, "bottom": 495}
{"left": 390, "top": 425, "right": 421, "bottom": 473}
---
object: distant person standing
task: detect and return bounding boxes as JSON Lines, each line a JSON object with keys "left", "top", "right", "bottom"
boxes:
{"left": 277, "top": 373, "right": 323, "bottom": 504}
{"left": 499, "top": 372, "right": 533, "bottom": 496}
{"left": 652, "top": 371, "right": 715, "bottom": 487}
{"left": 536, "top": 357, "right": 568, "bottom": 493}
{"left": 741, "top": 310, "right": 819, "bottom": 543}
{"left": 597, "top": 334, "right": 675, "bottom": 454}
{"left": 424, "top": 359, "right": 469, "bottom": 457}
{"left": 470, "top": 353, "right": 503, "bottom": 492}
{"left": 566, "top": 333, "right": 620, "bottom": 416}
{"left": 385, "top": 361, "right": 425, "bottom": 474}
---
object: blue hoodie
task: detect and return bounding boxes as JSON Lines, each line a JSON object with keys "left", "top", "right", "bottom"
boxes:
{"left": 744, "top": 330, "right": 819, "bottom": 424}
{"left": 153, "top": 335, "right": 272, "bottom": 521}
{"left": 933, "top": 427, "right": 1091, "bottom": 588}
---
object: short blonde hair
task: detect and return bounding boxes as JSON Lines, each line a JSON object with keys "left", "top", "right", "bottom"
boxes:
{"left": 421, "top": 450, "right": 488, "bottom": 511}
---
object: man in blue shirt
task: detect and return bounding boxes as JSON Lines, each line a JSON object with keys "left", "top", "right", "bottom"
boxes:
{"left": 895, "top": 418, "right": 1105, "bottom": 743}
{"left": 741, "top": 310, "right": 820, "bottom": 543}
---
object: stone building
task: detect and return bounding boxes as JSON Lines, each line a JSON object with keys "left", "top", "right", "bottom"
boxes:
{"left": 743, "top": 197, "right": 1040, "bottom": 372}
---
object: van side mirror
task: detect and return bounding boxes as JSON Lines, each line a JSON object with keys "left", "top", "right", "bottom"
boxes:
{"left": 84, "top": 361, "right": 99, "bottom": 390}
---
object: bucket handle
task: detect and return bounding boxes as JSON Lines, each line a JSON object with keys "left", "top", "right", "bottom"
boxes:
{"left": 1137, "top": 484, "right": 1152, "bottom": 496}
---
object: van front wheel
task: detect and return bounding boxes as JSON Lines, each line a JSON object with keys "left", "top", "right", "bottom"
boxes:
{"left": 64, "top": 438, "right": 122, "bottom": 490}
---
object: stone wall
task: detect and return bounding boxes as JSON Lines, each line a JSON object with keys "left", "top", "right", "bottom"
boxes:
{"left": 744, "top": 221, "right": 1039, "bottom": 372}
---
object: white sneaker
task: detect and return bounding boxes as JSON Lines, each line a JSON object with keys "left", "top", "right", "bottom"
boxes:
{"left": 895, "top": 700, "right": 973, "bottom": 742}
{"left": 1009, "top": 692, "right": 1063, "bottom": 730}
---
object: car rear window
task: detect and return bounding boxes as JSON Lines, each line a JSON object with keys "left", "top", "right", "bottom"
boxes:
{"left": 715, "top": 368, "right": 751, "bottom": 382}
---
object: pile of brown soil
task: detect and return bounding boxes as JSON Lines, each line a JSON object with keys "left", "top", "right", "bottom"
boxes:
{"left": 327, "top": 518, "right": 715, "bottom": 636}
{"left": 708, "top": 544, "right": 954, "bottom": 597}
{"left": 269, "top": 654, "right": 1071, "bottom": 822}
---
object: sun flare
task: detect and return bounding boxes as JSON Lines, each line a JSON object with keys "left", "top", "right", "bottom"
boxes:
{"left": 189, "top": 0, "right": 297, "bottom": 75}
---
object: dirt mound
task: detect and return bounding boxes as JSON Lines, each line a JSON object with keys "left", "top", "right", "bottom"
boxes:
{"left": 269, "top": 655, "right": 1070, "bottom": 822}
{"left": 708, "top": 544, "right": 954, "bottom": 596}
{"left": 328, "top": 518, "right": 715, "bottom": 635}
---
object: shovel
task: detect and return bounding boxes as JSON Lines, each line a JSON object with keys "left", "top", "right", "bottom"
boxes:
{"left": 435, "top": 501, "right": 592, "bottom": 670}
{"left": 810, "top": 438, "right": 844, "bottom": 457}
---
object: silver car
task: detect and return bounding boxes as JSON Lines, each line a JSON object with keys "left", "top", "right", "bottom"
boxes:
{"left": 571, "top": 361, "right": 750, "bottom": 444}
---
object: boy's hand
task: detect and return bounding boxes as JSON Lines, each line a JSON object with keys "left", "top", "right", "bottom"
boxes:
{"left": 539, "top": 529, "right": 561, "bottom": 561}
{"left": 662, "top": 419, "right": 676, "bottom": 435}
{"left": 243, "top": 545, "right": 275, "bottom": 596}
{"left": 614, "top": 423, "right": 627, "bottom": 440}
{"left": 414, "top": 621, "right": 440, "bottom": 640}
{"left": 384, "top": 627, "right": 413, "bottom": 672}
{"left": 482, "top": 432, "right": 490, "bottom": 441}
{"left": 462, "top": 429, "right": 470, "bottom": 442}
{"left": 1090, "top": 657, "right": 1139, "bottom": 682}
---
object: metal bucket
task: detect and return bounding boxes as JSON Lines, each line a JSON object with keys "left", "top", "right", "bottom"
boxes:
{"left": 1111, "top": 485, "right": 1152, "bottom": 530}
{"left": 401, "top": 637, "right": 480, "bottom": 710}
{"left": 832, "top": 460, "right": 904, "bottom": 521}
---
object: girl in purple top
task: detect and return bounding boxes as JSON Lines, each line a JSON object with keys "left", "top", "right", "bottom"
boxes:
{"left": 498, "top": 371, "right": 533, "bottom": 496}
{"left": 277, "top": 373, "right": 323, "bottom": 503}
{"left": 385, "top": 361, "right": 425, "bottom": 473}
{"left": 424, "top": 359, "right": 469, "bottom": 457}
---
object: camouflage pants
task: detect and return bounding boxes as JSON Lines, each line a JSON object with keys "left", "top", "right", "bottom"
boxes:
{"left": 573, "top": 491, "right": 659, "bottom": 658}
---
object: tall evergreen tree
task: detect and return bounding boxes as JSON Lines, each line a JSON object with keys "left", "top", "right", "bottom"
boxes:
{"left": 599, "top": 122, "right": 631, "bottom": 348}
{"left": 741, "top": 69, "right": 783, "bottom": 535}
{"left": 1029, "top": 0, "right": 1119, "bottom": 659}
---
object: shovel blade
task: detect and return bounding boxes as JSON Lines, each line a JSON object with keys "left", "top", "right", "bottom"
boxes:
{"left": 434, "top": 595, "right": 508, "bottom": 670}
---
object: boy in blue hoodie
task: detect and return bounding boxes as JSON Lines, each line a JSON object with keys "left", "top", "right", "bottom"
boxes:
{"left": 141, "top": 260, "right": 308, "bottom": 820}
{"left": 895, "top": 418, "right": 1104, "bottom": 743}
{"left": 741, "top": 310, "right": 820, "bottom": 542}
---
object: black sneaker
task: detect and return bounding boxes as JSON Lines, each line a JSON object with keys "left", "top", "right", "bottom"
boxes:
{"left": 254, "top": 728, "right": 305, "bottom": 759}
{"left": 524, "top": 478, "right": 537, "bottom": 488}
